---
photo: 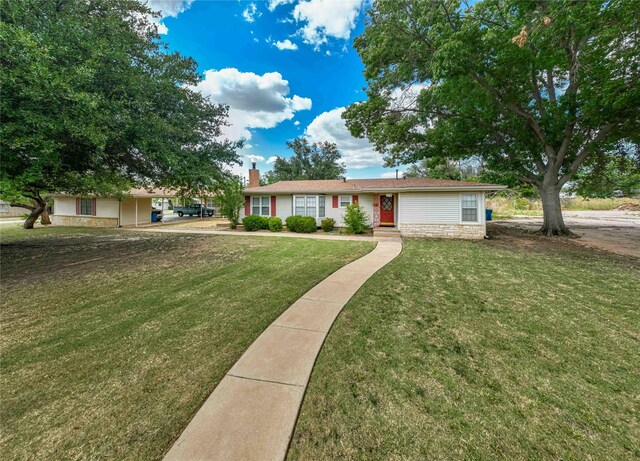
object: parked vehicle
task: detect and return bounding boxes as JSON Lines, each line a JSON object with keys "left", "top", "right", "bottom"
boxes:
{"left": 173, "top": 204, "right": 215, "bottom": 217}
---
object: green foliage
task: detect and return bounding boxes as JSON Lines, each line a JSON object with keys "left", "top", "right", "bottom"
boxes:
{"left": 0, "top": 0, "right": 241, "bottom": 225}
{"left": 268, "top": 217, "right": 283, "bottom": 232}
{"left": 570, "top": 144, "right": 640, "bottom": 198}
{"left": 343, "top": 0, "right": 640, "bottom": 233}
{"left": 514, "top": 197, "right": 532, "bottom": 210}
{"left": 285, "top": 216, "right": 317, "bottom": 233}
{"left": 321, "top": 218, "right": 336, "bottom": 232}
{"left": 242, "top": 215, "right": 268, "bottom": 232}
{"left": 405, "top": 158, "right": 464, "bottom": 180}
{"left": 264, "top": 138, "right": 346, "bottom": 183}
{"left": 214, "top": 179, "right": 245, "bottom": 228}
{"left": 343, "top": 204, "right": 369, "bottom": 234}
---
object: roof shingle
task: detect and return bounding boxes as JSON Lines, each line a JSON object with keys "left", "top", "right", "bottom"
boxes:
{"left": 244, "top": 178, "right": 505, "bottom": 193}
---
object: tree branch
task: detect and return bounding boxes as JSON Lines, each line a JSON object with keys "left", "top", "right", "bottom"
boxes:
{"left": 545, "top": 70, "right": 556, "bottom": 102}
{"left": 9, "top": 202, "right": 36, "bottom": 211}
{"left": 531, "top": 64, "right": 545, "bottom": 116}
{"left": 471, "top": 73, "right": 546, "bottom": 143}
{"left": 559, "top": 123, "right": 615, "bottom": 186}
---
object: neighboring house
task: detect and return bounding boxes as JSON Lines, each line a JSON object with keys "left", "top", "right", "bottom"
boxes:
{"left": 241, "top": 164, "right": 506, "bottom": 239}
{"left": 0, "top": 200, "right": 31, "bottom": 218}
{"left": 51, "top": 189, "right": 174, "bottom": 227}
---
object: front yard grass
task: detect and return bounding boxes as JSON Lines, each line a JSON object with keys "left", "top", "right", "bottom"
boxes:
{"left": 0, "top": 226, "right": 374, "bottom": 460}
{"left": 289, "top": 232, "right": 639, "bottom": 460}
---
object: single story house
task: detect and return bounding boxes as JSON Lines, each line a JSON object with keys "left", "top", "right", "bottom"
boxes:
{"left": 241, "top": 165, "right": 506, "bottom": 239}
{"left": 51, "top": 188, "right": 174, "bottom": 227}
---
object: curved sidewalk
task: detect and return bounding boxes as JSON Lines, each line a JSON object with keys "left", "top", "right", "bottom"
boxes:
{"left": 163, "top": 239, "right": 403, "bottom": 461}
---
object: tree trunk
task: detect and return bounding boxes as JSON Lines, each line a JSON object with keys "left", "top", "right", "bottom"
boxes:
{"left": 22, "top": 193, "right": 48, "bottom": 229}
{"left": 538, "top": 184, "right": 573, "bottom": 236}
{"left": 40, "top": 208, "right": 52, "bottom": 225}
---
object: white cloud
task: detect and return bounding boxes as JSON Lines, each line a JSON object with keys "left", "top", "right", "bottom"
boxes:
{"left": 246, "top": 154, "right": 265, "bottom": 163}
{"left": 305, "top": 106, "right": 382, "bottom": 169}
{"left": 381, "top": 170, "right": 404, "bottom": 179}
{"left": 192, "top": 68, "right": 312, "bottom": 141}
{"left": 267, "top": 156, "right": 279, "bottom": 164}
{"left": 155, "top": 21, "right": 169, "bottom": 34}
{"left": 144, "top": 0, "right": 194, "bottom": 34}
{"left": 294, "top": 120, "right": 300, "bottom": 126}
{"left": 268, "top": 0, "right": 296, "bottom": 11}
{"left": 293, "top": 0, "right": 363, "bottom": 49}
{"left": 273, "top": 39, "right": 298, "bottom": 51}
{"left": 242, "top": 3, "right": 261, "bottom": 23}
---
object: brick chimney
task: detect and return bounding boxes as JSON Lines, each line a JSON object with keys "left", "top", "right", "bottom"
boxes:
{"left": 248, "top": 162, "right": 260, "bottom": 188}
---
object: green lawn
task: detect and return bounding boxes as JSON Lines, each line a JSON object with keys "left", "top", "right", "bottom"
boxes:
{"left": 289, "top": 231, "right": 640, "bottom": 460}
{"left": 0, "top": 226, "right": 374, "bottom": 460}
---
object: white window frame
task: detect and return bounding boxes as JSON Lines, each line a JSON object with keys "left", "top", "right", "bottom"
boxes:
{"left": 460, "top": 193, "right": 479, "bottom": 223}
{"left": 251, "top": 196, "right": 270, "bottom": 216}
{"left": 338, "top": 195, "right": 352, "bottom": 208}
{"left": 293, "top": 195, "right": 326, "bottom": 218}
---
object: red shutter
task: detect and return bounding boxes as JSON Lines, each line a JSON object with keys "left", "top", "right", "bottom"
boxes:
{"left": 92, "top": 198, "right": 97, "bottom": 216}
{"left": 245, "top": 196, "right": 250, "bottom": 215}
{"left": 76, "top": 198, "right": 80, "bottom": 215}
{"left": 352, "top": 195, "right": 359, "bottom": 205}
{"left": 271, "top": 196, "right": 276, "bottom": 217}
{"left": 332, "top": 195, "right": 338, "bottom": 208}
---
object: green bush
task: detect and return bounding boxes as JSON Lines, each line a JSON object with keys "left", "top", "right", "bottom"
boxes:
{"left": 285, "top": 215, "right": 300, "bottom": 231}
{"left": 343, "top": 204, "right": 369, "bottom": 234}
{"left": 514, "top": 197, "right": 531, "bottom": 210}
{"left": 268, "top": 217, "right": 283, "bottom": 232}
{"left": 321, "top": 218, "right": 335, "bottom": 232}
{"left": 286, "top": 215, "right": 317, "bottom": 233}
{"left": 243, "top": 215, "right": 269, "bottom": 231}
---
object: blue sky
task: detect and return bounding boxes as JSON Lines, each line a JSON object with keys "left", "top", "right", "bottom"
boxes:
{"left": 147, "top": 0, "right": 405, "bottom": 180}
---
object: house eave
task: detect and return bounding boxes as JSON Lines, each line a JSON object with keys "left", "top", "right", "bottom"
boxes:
{"left": 361, "top": 185, "right": 507, "bottom": 193}
{"left": 243, "top": 185, "right": 507, "bottom": 194}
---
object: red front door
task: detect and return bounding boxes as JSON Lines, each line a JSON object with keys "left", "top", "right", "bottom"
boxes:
{"left": 380, "top": 195, "right": 395, "bottom": 226}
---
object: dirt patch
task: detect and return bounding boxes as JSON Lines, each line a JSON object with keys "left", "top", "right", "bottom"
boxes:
{"left": 616, "top": 203, "right": 640, "bottom": 211}
{"left": 485, "top": 223, "right": 640, "bottom": 269}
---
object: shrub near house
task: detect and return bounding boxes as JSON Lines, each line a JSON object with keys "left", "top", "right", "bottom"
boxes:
{"left": 321, "top": 218, "right": 335, "bottom": 232}
{"left": 268, "top": 217, "right": 283, "bottom": 232}
{"left": 286, "top": 216, "right": 317, "bottom": 233}
{"left": 343, "top": 204, "right": 369, "bottom": 234}
{"left": 243, "top": 215, "right": 269, "bottom": 231}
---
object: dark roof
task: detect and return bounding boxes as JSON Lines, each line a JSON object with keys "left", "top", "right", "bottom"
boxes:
{"left": 244, "top": 178, "right": 506, "bottom": 194}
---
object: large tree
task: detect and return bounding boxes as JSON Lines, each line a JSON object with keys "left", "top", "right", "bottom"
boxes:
{"left": 344, "top": 0, "right": 640, "bottom": 235}
{"left": 264, "top": 137, "right": 346, "bottom": 183}
{"left": 0, "top": 0, "right": 241, "bottom": 229}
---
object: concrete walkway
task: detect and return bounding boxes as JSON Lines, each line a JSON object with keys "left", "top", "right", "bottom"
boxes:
{"left": 163, "top": 239, "right": 403, "bottom": 461}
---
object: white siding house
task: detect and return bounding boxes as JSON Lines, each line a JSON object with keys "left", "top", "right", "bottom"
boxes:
{"left": 240, "top": 166, "right": 505, "bottom": 239}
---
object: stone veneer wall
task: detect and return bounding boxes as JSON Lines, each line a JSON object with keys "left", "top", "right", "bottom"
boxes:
{"left": 399, "top": 223, "right": 485, "bottom": 239}
{"left": 52, "top": 215, "right": 119, "bottom": 228}
{"left": 372, "top": 194, "right": 381, "bottom": 227}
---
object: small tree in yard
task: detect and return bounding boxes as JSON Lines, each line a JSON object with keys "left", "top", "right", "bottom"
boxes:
{"left": 214, "top": 179, "right": 244, "bottom": 229}
{"left": 344, "top": 0, "right": 639, "bottom": 236}
{"left": 343, "top": 204, "right": 369, "bottom": 234}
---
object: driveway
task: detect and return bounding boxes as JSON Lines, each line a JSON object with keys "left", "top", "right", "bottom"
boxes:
{"left": 494, "top": 210, "right": 640, "bottom": 258}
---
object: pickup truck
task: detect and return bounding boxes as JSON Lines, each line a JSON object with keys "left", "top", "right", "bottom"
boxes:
{"left": 173, "top": 204, "right": 215, "bottom": 217}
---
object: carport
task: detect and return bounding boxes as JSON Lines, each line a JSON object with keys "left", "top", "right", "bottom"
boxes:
{"left": 120, "top": 188, "right": 176, "bottom": 227}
